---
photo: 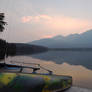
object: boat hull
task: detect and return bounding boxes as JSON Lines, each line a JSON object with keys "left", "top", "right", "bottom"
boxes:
{"left": 0, "top": 72, "right": 72, "bottom": 92}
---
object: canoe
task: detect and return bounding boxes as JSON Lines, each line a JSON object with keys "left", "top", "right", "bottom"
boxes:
{"left": 0, "top": 63, "right": 72, "bottom": 92}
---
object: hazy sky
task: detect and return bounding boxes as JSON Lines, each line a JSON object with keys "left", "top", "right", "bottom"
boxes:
{"left": 0, "top": 0, "right": 92, "bottom": 42}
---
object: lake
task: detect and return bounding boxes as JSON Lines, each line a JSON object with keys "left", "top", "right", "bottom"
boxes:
{"left": 6, "top": 51, "right": 92, "bottom": 91}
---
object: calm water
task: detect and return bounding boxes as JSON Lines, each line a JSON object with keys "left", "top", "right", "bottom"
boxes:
{"left": 6, "top": 51, "right": 92, "bottom": 90}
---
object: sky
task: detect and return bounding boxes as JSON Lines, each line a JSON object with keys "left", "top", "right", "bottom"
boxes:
{"left": 0, "top": 0, "right": 92, "bottom": 43}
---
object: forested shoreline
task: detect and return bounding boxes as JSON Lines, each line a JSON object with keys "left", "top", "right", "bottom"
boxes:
{"left": 0, "top": 39, "right": 16, "bottom": 60}
{"left": 0, "top": 39, "right": 48, "bottom": 60}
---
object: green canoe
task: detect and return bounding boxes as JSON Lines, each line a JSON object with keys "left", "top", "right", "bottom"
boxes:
{"left": 0, "top": 63, "right": 72, "bottom": 92}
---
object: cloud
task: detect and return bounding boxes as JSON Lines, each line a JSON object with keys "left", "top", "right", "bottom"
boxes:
{"left": 21, "top": 14, "right": 92, "bottom": 35}
{"left": 42, "top": 35, "right": 54, "bottom": 38}
{"left": 21, "top": 15, "right": 52, "bottom": 23}
{"left": 22, "top": 16, "right": 33, "bottom": 23}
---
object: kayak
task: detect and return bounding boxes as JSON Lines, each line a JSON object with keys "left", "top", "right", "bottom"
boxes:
{"left": 0, "top": 63, "right": 72, "bottom": 92}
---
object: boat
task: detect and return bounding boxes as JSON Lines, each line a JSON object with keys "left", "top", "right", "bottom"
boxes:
{"left": 0, "top": 62, "right": 72, "bottom": 92}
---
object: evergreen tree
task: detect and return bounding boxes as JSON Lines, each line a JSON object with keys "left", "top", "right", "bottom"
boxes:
{"left": 0, "top": 13, "right": 7, "bottom": 32}
{"left": 0, "top": 13, "right": 7, "bottom": 59}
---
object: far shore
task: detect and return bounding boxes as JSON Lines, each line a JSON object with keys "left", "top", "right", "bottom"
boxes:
{"left": 49, "top": 48, "right": 92, "bottom": 51}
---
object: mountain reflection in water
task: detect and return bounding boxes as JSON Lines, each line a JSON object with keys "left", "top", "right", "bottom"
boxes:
{"left": 31, "top": 51, "right": 92, "bottom": 70}
{"left": 6, "top": 51, "right": 92, "bottom": 89}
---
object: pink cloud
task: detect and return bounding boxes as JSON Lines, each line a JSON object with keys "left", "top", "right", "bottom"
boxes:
{"left": 22, "top": 16, "right": 33, "bottom": 23}
{"left": 21, "top": 14, "right": 52, "bottom": 23}
{"left": 21, "top": 14, "right": 92, "bottom": 35}
{"left": 42, "top": 35, "right": 54, "bottom": 38}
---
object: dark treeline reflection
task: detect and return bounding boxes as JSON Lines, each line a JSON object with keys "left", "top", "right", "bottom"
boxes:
{"left": 0, "top": 39, "right": 16, "bottom": 60}
{"left": 31, "top": 51, "right": 92, "bottom": 70}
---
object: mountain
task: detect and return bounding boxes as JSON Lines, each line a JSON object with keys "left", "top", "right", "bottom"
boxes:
{"left": 29, "top": 29, "right": 92, "bottom": 48}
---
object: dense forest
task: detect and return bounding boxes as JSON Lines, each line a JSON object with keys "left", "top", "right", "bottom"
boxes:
{"left": 15, "top": 43, "right": 48, "bottom": 55}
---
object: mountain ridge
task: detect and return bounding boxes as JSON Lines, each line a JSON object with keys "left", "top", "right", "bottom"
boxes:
{"left": 29, "top": 29, "right": 92, "bottom": 48}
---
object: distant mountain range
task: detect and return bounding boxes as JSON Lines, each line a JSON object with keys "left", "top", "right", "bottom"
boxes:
{"left": 29, "top": 29, "right": 92, "bottom": 48}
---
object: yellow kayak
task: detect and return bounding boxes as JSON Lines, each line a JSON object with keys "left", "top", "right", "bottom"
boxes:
{"left": 0, "top": 63, "right": 72, "bottom": 92}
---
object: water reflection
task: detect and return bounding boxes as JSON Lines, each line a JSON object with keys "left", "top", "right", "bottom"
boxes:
{"left": 6, "top": 56, "right": 92, "bottom": 89}
{"left": 31, "top": 51, "right": 92, "bottom": 70}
